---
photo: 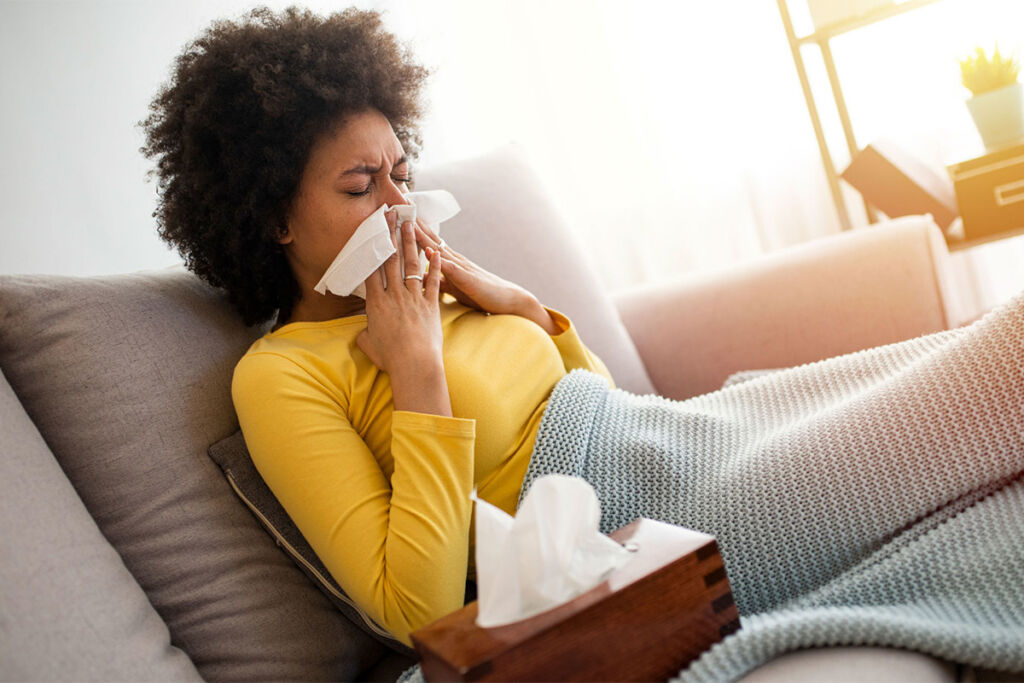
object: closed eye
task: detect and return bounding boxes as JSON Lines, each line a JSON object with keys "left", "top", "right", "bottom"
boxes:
{"left": 345, "top": 173, "right": 411, "bottom": 197}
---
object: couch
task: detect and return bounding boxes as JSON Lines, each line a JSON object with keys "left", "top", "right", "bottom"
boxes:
{"left": 0, "top": 145, "right": 1003, "bottom": 682}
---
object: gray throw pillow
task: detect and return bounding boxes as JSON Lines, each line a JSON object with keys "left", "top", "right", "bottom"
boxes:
{"left": 0, "top": 269, "right": 387, "bottom": 681}
{"left": 0, "top": 367, "right": 202, "bottom": 682}
{"left": 208, "top": 430, "right": 417, "bottom": 657}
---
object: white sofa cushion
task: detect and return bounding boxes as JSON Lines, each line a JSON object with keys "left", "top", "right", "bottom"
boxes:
{"left": 740, "top": 646, "right": 955, "bottom": 683}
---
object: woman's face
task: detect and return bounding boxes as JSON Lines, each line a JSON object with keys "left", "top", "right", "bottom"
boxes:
{"left": 279, "top": 108, "right": 410, "bottom": 291}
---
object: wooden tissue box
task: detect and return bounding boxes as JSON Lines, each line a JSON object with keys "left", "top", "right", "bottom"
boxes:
{"left": 410, "top": 518, "right": 740, "bottom": 682}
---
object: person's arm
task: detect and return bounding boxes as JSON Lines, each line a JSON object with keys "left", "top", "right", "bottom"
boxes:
{"left": 232, "top": 351, "right": 476, "bottom": 645}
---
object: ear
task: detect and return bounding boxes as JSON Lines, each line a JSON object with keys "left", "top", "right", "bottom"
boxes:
{"left": 276, "top": 224, "right": 293, "bottom": 245}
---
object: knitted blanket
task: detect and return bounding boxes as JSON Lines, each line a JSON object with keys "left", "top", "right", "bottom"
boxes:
{"left": 518, "top": 289, "right": 1024, "bottom": 681}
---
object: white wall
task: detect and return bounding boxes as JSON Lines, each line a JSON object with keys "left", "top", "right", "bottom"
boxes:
{"left": 0, "top": 0, "right": 384, "bottom": 276}
{"left": 3, "top": 0, "right": 1023, "bottom": 315}
{"left": 4, "top": 2, "right": 171, "bottom": 274}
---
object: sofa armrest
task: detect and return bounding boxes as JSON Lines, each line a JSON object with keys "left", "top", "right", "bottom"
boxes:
{"left": 613, "top": 216, "right": 962, "bottom": 401}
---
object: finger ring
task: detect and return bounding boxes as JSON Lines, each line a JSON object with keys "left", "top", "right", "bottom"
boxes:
{"left": 404, "top": 274, "right": 423, "bottom": 282}
{"left": 439, "top": 239, "right": 448, "bottom": 250}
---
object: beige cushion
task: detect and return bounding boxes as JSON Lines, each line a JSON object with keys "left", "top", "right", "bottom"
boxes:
{"left": 0, "top": 367, "right": 201, "bottom": 682}
{"left": 0, "top": 270, "right": 386, "bottom": 681}
{"left": 615, "top": 215, "right": 958, "bottom": 399}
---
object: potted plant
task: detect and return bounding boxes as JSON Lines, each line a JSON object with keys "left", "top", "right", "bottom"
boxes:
{"left": 959, "top": 45, "right": 1024, "bottom": 151}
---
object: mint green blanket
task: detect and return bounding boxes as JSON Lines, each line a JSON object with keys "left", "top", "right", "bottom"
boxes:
{"left": 520, "top": 290, "right": 1024, "bottom": 681}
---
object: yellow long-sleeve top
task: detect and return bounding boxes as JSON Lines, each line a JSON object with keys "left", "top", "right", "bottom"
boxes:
{"left": 231, "top": 297, "right": 613, "bottom": 646}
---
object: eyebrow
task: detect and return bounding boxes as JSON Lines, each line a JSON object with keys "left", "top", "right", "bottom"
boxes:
{"left": 339, "top": 155, "right": 408, "bottom": 177}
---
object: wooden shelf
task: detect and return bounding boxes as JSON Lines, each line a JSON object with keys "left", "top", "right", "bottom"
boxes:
{"left": 796, "top": 0, "right": 942, "bottom": 45}
{"left": 778, "top": 0, "right": 947, "bottom": 233}
{"left": 946, "top": 225, "right": 1024, "bottom": 251}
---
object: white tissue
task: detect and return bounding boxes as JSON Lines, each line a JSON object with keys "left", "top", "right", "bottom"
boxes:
{"left": 473, "top": 474, "right": 634, "bottom": 628}
{"left": 313, "top": 189, "right": 460, "bottom": 298}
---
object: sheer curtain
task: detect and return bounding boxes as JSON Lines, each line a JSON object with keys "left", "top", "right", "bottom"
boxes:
{"left": 377, "top": 0, "right": 837, "bottom": 292}
{"left": 361, "top": 0, "right": 1024, "bottom": 310}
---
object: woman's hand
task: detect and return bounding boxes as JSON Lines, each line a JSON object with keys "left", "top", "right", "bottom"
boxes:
{"left": 414, "top": 221, "right": 559, "bottom": 334}
{"left": 357, "top": 212, "right": 452, "bottom": 415}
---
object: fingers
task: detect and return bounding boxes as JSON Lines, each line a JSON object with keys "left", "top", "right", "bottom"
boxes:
{"left": 382, "top": 211, "right": 402, "bottom": 289}
{"left": 364, "top": 252, "right": 385, "bottom": 300}
{"left": 420, "top": 226, "right": 467, "bottom": 269}
{"left": 436, "top": 248, "right": 466, "bottom": 280}
{"left": 424, "top": 247, "right": 441, "bottom": 299}
{"left": 400, "top": 220, "right": 423, "bottom": 288}
{"left": 365, "top": 209, "right": 440, "bottom": 301}
{"left": 415, "top": 221, "right": 446, "bottom": 254}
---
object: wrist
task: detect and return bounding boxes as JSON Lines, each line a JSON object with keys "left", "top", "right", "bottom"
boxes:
{"left": 514, "top": 295, "right": 560, "bottom": 335}
{"left": 389, "top": 353, "right": 445, "bottom": 386}
{"left": 390, "top": 359, "right": 453, "bottom": 417}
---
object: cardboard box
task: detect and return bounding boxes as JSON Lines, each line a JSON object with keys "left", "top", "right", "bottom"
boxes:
{"left": 410, "top": 519, "right": 739, "bottom": 682}
{"left": 841, "top": 139, "right": 959, "bottom": 230}
{"left": 948, "top": 142, "right": 1024, "bottom": 243}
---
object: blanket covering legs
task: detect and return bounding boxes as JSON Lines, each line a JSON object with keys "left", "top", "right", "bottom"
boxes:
{"left": 518, "top": 290, "right": 1024, "bottom": 681}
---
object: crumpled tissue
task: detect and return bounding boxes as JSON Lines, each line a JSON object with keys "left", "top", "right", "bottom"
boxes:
{"left": 313, "top": 189, "right": 460, "bottom": 298}
{"left": 472, "top": 474, "right": 635, "bottom": 628}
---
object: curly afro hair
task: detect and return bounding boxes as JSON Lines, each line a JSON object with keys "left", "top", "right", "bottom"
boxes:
{"left": 141, "top": 6, "right": 429, "bottom": 326}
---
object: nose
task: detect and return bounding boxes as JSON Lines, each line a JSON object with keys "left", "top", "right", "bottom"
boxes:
{"left": 381, "top": 177, "right": 408, "bottom": 209}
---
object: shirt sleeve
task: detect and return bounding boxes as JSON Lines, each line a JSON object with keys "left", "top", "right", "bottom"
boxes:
{"left": 543, "top": 307, "right": 616, "bottom": 388}
{"left": 231, "top": 351, "right": 476, "bottom": 646}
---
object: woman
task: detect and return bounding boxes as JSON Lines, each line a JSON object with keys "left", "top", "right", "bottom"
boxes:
{"left": 143, "top": 4, "right": 612, "bottom": 646}
{"left": 143, "top": 6, "right": 1024, "bottom": 680}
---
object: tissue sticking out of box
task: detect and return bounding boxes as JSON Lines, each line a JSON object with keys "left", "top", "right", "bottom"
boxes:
{"left": 473, "top": 474, "right": 635, "bottom": 628}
